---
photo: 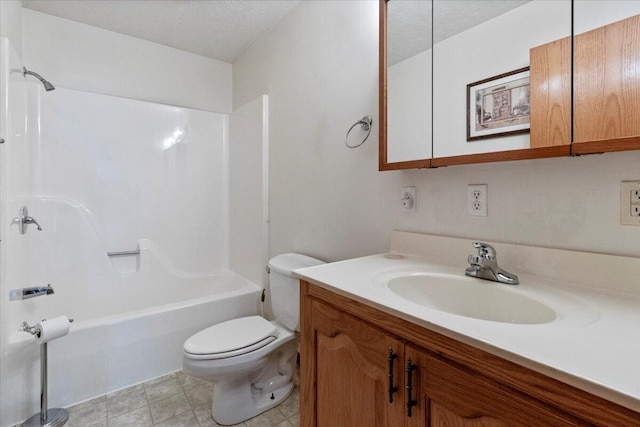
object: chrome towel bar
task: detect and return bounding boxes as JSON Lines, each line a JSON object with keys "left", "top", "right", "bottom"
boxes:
{"left": 107, "top": 250, "right": 140, "bottom": 257}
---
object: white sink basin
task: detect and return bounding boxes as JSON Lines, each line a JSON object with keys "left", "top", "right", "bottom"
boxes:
{"left": 385, "top": 273, "right": 557, "bottom": 324}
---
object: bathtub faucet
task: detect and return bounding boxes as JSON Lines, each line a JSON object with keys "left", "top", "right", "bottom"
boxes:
{"left": 9, "top": 284, "right": 55, "bottom": 301}
{"left": 11, "top": 206, "right": 42, "bottom": 234}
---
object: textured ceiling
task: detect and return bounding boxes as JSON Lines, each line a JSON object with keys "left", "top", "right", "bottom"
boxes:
{"left": 21, "top": 0, "right": 530, "bottom": 66}
{"left": 21, "top": 0, "right": 301, "bottom": 63}
{"left": 388, "top": 0, "right": 531, "bottom": 65}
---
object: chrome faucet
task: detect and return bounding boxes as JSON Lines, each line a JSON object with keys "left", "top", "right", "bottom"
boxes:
{"left": 465, "top": 242, "right": 519, "bottom": 285}
{"left": 11, "top": 206, "right": 42, "bottom": 234}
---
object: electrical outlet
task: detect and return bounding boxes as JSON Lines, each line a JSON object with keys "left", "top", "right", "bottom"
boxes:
{"left": 621, "top": 181, "right": 640, "bottom": 225}
{"left": 467, "top": 184, "right": 487, "bottom": 216}
{"left": 401, "top": 186, "right": 416, "bottom": 213}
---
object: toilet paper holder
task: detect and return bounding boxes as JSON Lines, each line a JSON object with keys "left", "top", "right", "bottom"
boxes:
{"left": 21, "top": 318, "right": 73, "bottom": 336}
{"left": 20, "top": 316, "right": 74, "bottom": 427}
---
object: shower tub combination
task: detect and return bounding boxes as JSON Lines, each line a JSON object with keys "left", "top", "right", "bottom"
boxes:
{"left": 0, "top": 37, "right": 266, "bottom": 426}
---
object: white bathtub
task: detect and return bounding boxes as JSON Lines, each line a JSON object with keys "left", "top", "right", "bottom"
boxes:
{"left": 1, "top": 228, "right": 261, "bottom": 426}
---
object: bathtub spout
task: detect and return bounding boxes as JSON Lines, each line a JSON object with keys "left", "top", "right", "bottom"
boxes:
{"left": 10, "top": 284, "right": 55, "bottom": 300}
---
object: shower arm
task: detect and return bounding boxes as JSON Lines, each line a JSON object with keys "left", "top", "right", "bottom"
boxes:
{"left": 22, "top": 67, "right": 56, "bottom": 91}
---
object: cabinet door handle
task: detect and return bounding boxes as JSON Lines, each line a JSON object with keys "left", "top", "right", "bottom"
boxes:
{"left": 387, "top": 347, "right": 399, "bottom": 403}
{"left": 406, "top": 359, "right": 417, "bottom": 417}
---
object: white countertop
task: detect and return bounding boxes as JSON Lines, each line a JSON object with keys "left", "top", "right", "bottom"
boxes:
{"left": 295, "top": 252, "right": 640, "bottom": 413}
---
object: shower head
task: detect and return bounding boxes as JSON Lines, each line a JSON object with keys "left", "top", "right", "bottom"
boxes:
{"left": 23, "top": 67, "right": 55, "bottom": 91}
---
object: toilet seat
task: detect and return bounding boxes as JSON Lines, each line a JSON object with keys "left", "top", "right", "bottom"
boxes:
{"left": 184, "top": 316, "right": 279, "bottom": 360}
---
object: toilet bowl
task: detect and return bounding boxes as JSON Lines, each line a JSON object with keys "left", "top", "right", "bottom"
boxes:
{"left": 183, "top": 253, "right": 324, "bottom": 426}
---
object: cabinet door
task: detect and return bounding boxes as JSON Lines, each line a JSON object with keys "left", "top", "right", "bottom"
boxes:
{"left": 302, "top": 299, "right": 405, "bottom": 427}
{"left": 407, "top": 345, "right": 587, "bottom": 427}
{"left": 573, "top": 12, "right": 640, "bottom": 153}
{"left": 529, "top": 36, "right": 572, "bottom": 148}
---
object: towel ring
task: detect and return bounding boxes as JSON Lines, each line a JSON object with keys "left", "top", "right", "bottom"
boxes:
{"left": 345, "top": 116, "right": 373, "bottom": 149}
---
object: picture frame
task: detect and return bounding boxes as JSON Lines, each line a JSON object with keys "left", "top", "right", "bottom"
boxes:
{"left": 467, "top": 67, "right": 530, "bottom": 142}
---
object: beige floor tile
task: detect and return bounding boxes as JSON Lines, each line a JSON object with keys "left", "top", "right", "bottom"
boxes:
{"left": 184, "top": 383, "right": 212, "bottom": 408}
{"left": 177, "top": 371, "right": 211, "bottom": 390}
{"left": 277, "top": 389, "right": 299, "bottom": 419}
{"left": 287, "top": 413, "right": 300, "bottom": 427}
{"left": 192, "top": 404, "right": 217, "bottom": 427}
{"left": 56, "top": 370, "right": 302, "bottom": 427}
{"left": 145, "top": 376, "right": 184, "bottom": 402}
{"left": 148, "top": 392, "right": 191, "bottom": 424}
{"left": 66, "top": 399, "right": 107, "bottom": 427}
{"left": 107, "top": 405, "right": 153, "bottom": 427}
{"left": 107, "top": 387, "right": 148, "bottom": 418}
{"left": 244, "top": 407, "right": 287, "bottom": 427}
{"left": 153, "top": 410, "right": 200, "bottom": 427}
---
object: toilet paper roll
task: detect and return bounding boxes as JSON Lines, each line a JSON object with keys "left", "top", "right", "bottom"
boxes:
{"left": 34, "top": 315, "right": 70, "bottom": 344}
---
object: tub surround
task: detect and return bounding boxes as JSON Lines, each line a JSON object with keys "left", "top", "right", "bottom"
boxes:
{"left": 295, "top": 231, "right": 640, "bottom": 415}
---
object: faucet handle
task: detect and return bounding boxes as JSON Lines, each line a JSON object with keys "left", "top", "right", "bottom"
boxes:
{"left": 24, "top": 216, "right": 42, "bottom": 231}
{"left": 472, "top": 242, "right": 496, "bottom": 259}
{"left": 11, "top": 206, "right": 42, "bottom": 234}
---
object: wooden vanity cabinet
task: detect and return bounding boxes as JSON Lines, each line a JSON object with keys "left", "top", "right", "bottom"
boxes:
{"left": 300, "top": 281, "right": 640, "bottom": 427}
{"left": 303, "top": 296, "right": 405, "bottom": 426}
{"left": 406, "top": 345, "right": 587, "bottom": 427}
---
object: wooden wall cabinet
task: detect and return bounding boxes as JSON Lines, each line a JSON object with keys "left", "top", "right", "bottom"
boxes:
{"left": 572, "top": 14, "right": 640, "bottom": 154}
{"left": 531, "top": 14, "right": 640, "bottom": 155}
{"left": 381, "top": 0, "right": 640, "bottom": 170}
{"left": 301, "top": 281, "right": 639, "bottom": 427}
{"left": 529, "top": 37, "right": 572, "bottom": 148}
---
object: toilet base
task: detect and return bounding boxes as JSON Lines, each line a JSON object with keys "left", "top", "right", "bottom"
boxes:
{"left": 213, "top": 382, "right": 294, "bottom": 426}
{"left": 209, "top": 340, "right": 297, "bottom": 425}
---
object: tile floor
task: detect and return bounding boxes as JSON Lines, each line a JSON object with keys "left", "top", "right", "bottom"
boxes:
{"left": 42, "top": 371, "right": 299, "bottom": 427}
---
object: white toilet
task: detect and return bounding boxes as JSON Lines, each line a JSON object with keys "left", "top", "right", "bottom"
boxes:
{"left": 183, "top": 253, "right": 324, "bottom": 426}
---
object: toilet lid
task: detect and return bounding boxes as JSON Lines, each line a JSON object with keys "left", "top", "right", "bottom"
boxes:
{"left": 184, "top": 316, "right": 279, "bottom": 358}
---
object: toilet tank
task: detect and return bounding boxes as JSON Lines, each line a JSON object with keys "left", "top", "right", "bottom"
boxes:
{"left": 268, "top": 253, "right": 325, "bottom": 332}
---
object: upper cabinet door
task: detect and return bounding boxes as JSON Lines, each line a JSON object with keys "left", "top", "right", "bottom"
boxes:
{"left": 379, "top": 0, "right": 433, "bottom": 171}
{"left": 432, "top": 0, "right": 572, "bottom": 167}
{"left": 572, "top": 1, "right": 640, "bottom": 154}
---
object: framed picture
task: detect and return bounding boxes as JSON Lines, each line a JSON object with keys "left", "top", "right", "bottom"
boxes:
{"left": 467, "top": 67, "right": 530, "bottom": 142}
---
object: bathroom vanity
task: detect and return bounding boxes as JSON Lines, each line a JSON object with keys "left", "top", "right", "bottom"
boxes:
{"left": 296, "top": 232, "right": 640, "bottom": 426}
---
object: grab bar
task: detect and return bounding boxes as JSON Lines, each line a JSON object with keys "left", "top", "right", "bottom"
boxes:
{"left": 107, "top": 250, "right": 140, "bottom": 257}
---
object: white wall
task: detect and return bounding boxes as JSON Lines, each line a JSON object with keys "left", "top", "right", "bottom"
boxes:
{"left": 22, "top": 9, "right": 232, "bottom": 112}
{"left": 397, "top": 151, "right": 640, "bottom": 257}
{"left": 234, "top": 0, "right": 640, "bottom": 263}
{"left": 234, "top": 0, "right": 402, "bottom": 262}
{"left": 0, "top": 1, "right": 22, "bottom": 57}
